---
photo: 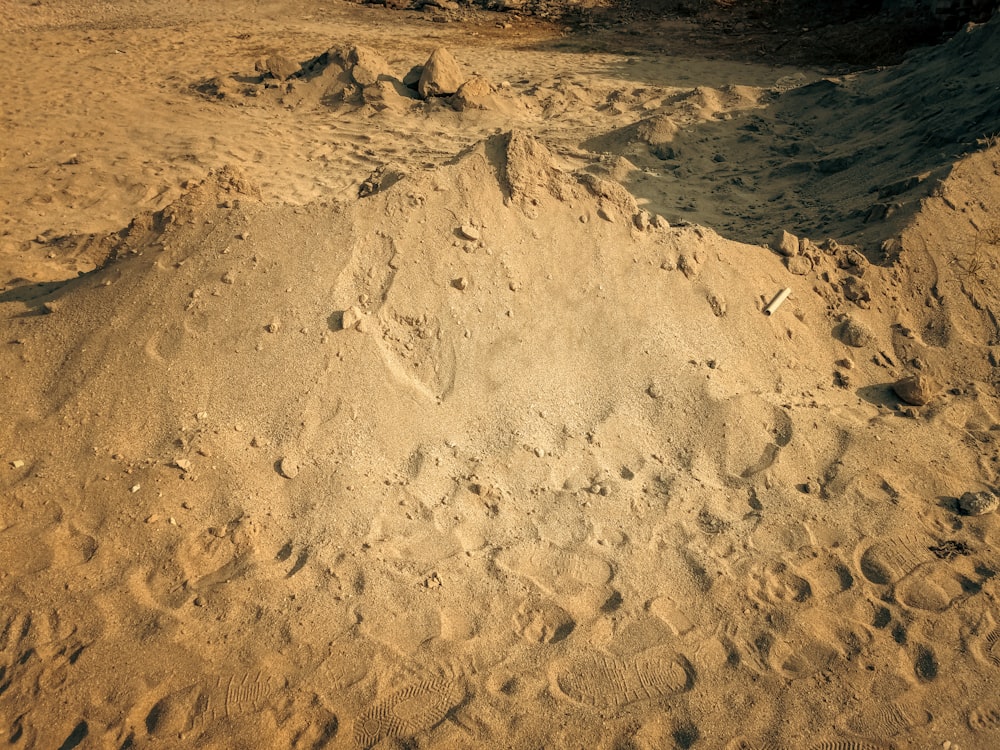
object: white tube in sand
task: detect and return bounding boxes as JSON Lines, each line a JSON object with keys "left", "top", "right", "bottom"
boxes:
{"left": 764, "top": 287, "right": 792, "bottom": 316}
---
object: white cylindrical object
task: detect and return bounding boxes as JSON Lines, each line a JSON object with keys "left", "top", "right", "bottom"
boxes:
{"left": 764, "top": 287, "right": 792, "bottom": 316}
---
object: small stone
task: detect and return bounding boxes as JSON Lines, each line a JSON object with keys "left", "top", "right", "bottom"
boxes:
{"left": 341, "top": 306, "right": 363, "bottom": 331}
{"left": 452, "top": 277, "right": 468, "bottom": 291}
{"left": 597, "top": 207, "right": 614, "bottom": 223}
{"left": 222, "top": 271, "right": 235, "bottom": 284}
{"left": 708, "top": 293, "right": 727, "bottom": 317}
{"left": 193, "top": 596, "right": 206, "bottom": 607}
{"left": 266, "top": 319, "right": 280, "bottom": 333}
{"left": 11, "top": 460, "right": 25, "bottom": 469}
{"left": 237, "top": 231, "right": 249, "bottom": 240}
{"left": 958, "top": 490, "right": 998, "bottom": 516}
{"left": 652, "top": 214, "right": 670, "bottom": 229}
{"left": 786, "top": 255, "right": 812, "bottom": 275}
{"left": 534, "top": 447, "right": 545, "bottom": 458}
{"left": 278, "top": 456, "right": 300, "bottom": 479}
{"left": 458, "top": 224, "right": 480, "bottom": 241}
{"left": 130, "top": 484, "right": 141, "bottom": 493}
{"left": 196, "top": 411, "right": 209, "bottom": 421}
{"left": 647, "top": 383, "right": 662, "bottom": 399}
{"left": 771, "top": 229, "right": 799, "bottom": 257}
{"left": 173, "top": 458, "right": 193, "bottom": 472}
{"left": 169, "top": 517, "right": 177, "bottom": 526}
{"left": 893, "top": 374, "right": 937, "bottom": 406}
{"left": 843, "top": 275, "right": 871, "bottom": 305}
{"left": 145, "top": 514, "right": 159, "bottom": 523}
{"left": 838, "top": 317, "right": 875, "bottom": 348}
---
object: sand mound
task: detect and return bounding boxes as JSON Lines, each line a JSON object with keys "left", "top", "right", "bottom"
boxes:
{"left": 3, "top": 126, "right": 1000, "bottom": 747}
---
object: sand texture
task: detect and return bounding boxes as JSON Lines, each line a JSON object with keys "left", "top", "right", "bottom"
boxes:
{"left": 2, "top": 1, "right": 1000, "bottom": 748}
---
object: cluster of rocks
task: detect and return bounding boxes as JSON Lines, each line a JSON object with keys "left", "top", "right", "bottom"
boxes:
{"left": 247, "top": 44, "right": 504, "bottom": 113}
{"left": 770, "top": 228, "right": 873, "bottom": 306}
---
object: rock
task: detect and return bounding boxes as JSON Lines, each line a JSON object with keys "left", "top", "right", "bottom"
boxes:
{"left": 173, "top": 458, "right": 193, "bottom": 472}
{"left": 402, "top": 64, "right": 423, "bottom": 90}
{"left": 708, "top": 293, "right": 727, "bottom": 317}
{"left": 458, "top": 224, "right": 480, "bottom": 241}
{"left": 258, "top": 55, "right": 301, "bottom": 81}
{"left": 341, "top": 306, "right": 363, "bottom": 331}
{"left": 958, "top": 490, "right": 998, "bottom": 516}
{"left": 452, "top": 277, "right": 469, "bottom": 291}
{"left": 348, "top": 45, "right": 392, "bottom": 86}
{"left": 786, "top": 255, "right": 812, "bottom": 275}
{"left": 892, "top": 374, "right": 937, "bottom": 406}
{"left": 771, "top": 229, "right": 799, "bottom": 257}
{"left": 418, "top": 47, "right": 465, "bottom": 98}
{"left": 647, "top": 383, "right": 662, "bottom": 399}
{"left": 278, "top": 456, "right": 300, "bottom": 479}
{"left": 838, "top": 317, "right": 875, "bottom": 348}
{"left": 842, "top": 275, "right": 871, "bottom": 305}
{"left": 451, "top": 76, "right": 498, "bottom": 111}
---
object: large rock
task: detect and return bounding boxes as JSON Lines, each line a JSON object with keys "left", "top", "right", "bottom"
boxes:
{"left": 418, "top": 47, "right": 465, "bottom": 98}
{"left": 892, "top": 373, "right": 937, "bottom": 406}
{"left": 958, "top": 490, "right": 998, "bottom": 516}
{"left": 771, "top": 229, "right": 799, "bottom": 257}
{"left": 257, "top": 55, "right": 301, "bottom": 81}
{"left": 349, "top": 45, "right": 393, "bottom": 87}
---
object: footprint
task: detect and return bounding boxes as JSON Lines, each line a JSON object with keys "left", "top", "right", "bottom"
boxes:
{"left": 840, "top": 695, "right": 932, "bottom": 737}
{"left": 353, "top": 675, "right": 464, "bottom": 749}
{"left": 857, "top": 535, "right": 932, "bottom": 586}
{"left": 807, "top": 741, "right": 897, "bottom": 750}
{"left": 894, "top": 565, "right": 968, "bottom": 612}
{"left": 980, "top": 625, "right": 1000, "bottom": 668}
{"left": 497, "top": 542, "right": 613, "bottom": 596}
{"left": 749, "top": 560, "right": 812, "bottom": 606}
{"left": 789, "top": 547, "right": 854, "bottom": 600}
{"left": 724, "top": 740, "right": 781, "bottom": 750}
{"left": 513, "top": 598, "right": 575, "bottom": 644}
{"left": 550, "top": 647, "right": 689, "bottom": 708}
{"left": 145, "top": 672, "right": 279, "bottom": 738}
{"left": 969, "top": 701, "right": 1000, "bottom": 731}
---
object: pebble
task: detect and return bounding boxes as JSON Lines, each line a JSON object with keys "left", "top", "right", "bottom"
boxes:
{"left": 11, "top": 460, "right": 25, "bottom": 469}
{"left": 958, "top": 490, "right": 998, "bottom": 516}
{"left": 647, "top": 383, "right": 663, "bottom": 399}
{"left": 278, "top": 456, "right": 300, "bottom": 479}
{"left": 459, "top": 224, "right": 480, "bottom": 241}
{"left": 534, "top": 447, "right": 545, "bottom": 458}
{"left": 341, "top": 306, "right": 363, "bottom": 331}
{"left": 130, "top": 484, "right": 141, "bottom": 493}
{"left": 173, "top": 458, "right": 193, "bottom": 472}
{"left": 453, "top": 277, "right": 469, "bottom": 291}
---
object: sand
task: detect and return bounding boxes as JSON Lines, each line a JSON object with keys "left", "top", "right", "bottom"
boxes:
{"left": 2, "top": 2, "right": 1000, "bottom": 749}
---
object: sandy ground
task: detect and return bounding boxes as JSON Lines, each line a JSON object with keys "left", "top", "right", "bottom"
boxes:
{"left": 2, "top": 2, "right": 1000, "bottom": 749}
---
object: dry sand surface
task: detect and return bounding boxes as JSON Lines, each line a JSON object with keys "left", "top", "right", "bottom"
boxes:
{"left": 3, "top": 1, "right": 1000, "bottom": 748}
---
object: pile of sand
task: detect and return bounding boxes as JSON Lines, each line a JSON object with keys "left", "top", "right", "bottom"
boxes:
{"left": 2, "top": 3, "right": 1000, "bottom": 750}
